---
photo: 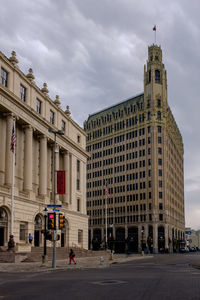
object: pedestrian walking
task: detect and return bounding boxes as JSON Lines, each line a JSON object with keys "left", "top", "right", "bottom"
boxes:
{"left": 28, "top": 233, "right": 33, "bottom": 244}
{"left": 69, "top": 248, "right": 76, "bottom": 264}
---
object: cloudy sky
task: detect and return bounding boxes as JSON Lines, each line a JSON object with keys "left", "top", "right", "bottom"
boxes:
{"left": 0, "top": 0, "right": 200, "bottom": 229}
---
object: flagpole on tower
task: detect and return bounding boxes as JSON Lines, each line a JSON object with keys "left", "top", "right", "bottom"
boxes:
{"left": 153, "top": 25, "right": 157, "bottom": 44}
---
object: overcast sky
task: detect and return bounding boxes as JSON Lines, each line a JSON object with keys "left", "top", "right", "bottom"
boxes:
{"left": 0, "top": 0, "right": 200, "bottom": 229}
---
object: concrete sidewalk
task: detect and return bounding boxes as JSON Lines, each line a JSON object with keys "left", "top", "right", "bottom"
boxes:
{"left": 0, "top": 254, "right": 153, "bottom": 273}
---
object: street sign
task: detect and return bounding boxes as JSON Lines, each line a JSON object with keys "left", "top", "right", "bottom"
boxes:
{"left": 53, "top": 209, "right": 60, "bottom": 212}
{"left": 47, "top": 204, "right": 62, "bottom": 208}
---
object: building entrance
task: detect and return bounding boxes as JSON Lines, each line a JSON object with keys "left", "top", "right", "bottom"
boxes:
{"left": 0, "top": 207, "right": 8, "bottom": 247}
{"left": 0, "top": 227, "right": 4, "bottom": 246}
{"left": 128, "top": 227, "right": 138, "bottom": 253}
{"left": 115, "top": 228, "right": 125, "bottom": 253}
{"left": 34, "top": 214, "right": 43, "bottom": 247}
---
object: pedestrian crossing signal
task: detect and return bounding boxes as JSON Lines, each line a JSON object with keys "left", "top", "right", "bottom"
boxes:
{"left": 59, "top": 214, "right": 65, "bottom": 229}
{"left": 47, "top": 213, "right": 56, "bottom": 230}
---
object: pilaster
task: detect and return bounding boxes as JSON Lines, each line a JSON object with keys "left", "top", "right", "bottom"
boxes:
{"left": 23, "top": 125, "right": 33, "bottom": 191}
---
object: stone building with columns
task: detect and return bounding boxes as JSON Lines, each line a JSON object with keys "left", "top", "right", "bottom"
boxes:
{"left": 84, "top": 44, "right": 185, "bottom": 253}
{"left": 0, "top": 50, "right": 88, "bottom": 251}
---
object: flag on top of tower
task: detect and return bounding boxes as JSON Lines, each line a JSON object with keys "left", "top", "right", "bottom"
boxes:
{"left": 153, "top": 25, "right": 156, "bottom": 31}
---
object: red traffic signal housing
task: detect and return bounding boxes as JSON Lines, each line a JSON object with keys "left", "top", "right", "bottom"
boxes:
{"left": 58, "top": 214, "right": 65, "bottom": 229}
{"left": 47, "top": 212, "right": 56, "bottom": 230}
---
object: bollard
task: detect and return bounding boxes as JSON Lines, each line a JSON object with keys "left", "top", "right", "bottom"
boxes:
{"left": 100, "top": 256, "right": 104, "bottom": 265}
{"left": 141, "top": 250, "right": 144, "bottom": 256}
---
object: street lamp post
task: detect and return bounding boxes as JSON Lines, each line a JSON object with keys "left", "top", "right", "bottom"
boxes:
{"left": 48, "top": 128, "right": 64, "bottom": 268}
{"left": 141, "top": 227, "right": 144, "bottom": 256}
{"left": 42, "top": 207, "right": 48, "bottom": 263}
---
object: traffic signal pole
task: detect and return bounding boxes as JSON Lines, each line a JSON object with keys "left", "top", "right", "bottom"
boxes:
{"left": 48, "top": 128, "right": 64, "bottom": 269}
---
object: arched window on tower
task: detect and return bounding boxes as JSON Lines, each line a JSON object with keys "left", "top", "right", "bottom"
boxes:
{"left": 157, "top": 111, "right": 161, "bottom": 120}
{"left": 148, "top": 70, "right": 151, "bottom": 83}
{"left": 155, "top": 69, "right": 160, "bottom": 83}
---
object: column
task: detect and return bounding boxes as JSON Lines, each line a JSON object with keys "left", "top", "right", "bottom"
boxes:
{"left": 23, "top": 125, "right": 33, "bottom": 191}
{"left": 5, "top": 114, "right": 13, "bottom": 186}
{"left": 168, "top": 225, "right": 173, "bottom": 253}
{"left": 55, "top": 145, "right": 59, "bottom": 201}
{"left": 165, "top": 224, "right": 169, "bottom": 251}
{"left": 39, "top": 135, "right": 47, "bottom": 195}
{"left": 153, "top": 223, "right": 158, "bottom": 253}
{"left": 101, "top": 227, "right": 104, "bottom": 244}
{"left": 144, "top": 224, "right": 148, "bottom": 244}
{"left": 63, "top": 151, "right": 69, "bottom": 203}
{"left": 69, "top": 153, "right": 72, "bottom": 204}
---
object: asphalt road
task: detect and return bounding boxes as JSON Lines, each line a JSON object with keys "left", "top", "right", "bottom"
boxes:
{"left": 1, "top": 253, "right": 200, "bottom": 300}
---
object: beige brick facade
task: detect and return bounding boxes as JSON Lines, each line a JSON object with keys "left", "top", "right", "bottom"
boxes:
{"left": 0, "top": 51, "right": 88, "bottom": 251}
{"left": 84, "top": 45, "right": 185, "bottom": 253}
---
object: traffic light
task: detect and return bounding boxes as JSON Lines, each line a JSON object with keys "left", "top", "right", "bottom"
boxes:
{"left": 59, "top": 214, "right": 65, "bottom": 229}
{"left": 47, "top": 212, "right": 56, "bottom": 230}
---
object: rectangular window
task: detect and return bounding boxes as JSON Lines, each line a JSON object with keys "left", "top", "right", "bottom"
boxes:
{"left": 61, "top": 120, "right": 65, "bottom": 132}
{"left": 77, "top": 135, "right": 81, "bottom": 143}
{"left": 77, "top": 198, "right": 80, "bottom": 212}
{"left": 159, "top": 203, "right": 163, "bottom": 210}
{"left": 20, "top": 84, "right": 26, "bottom": 102}
{"left": 77, "top": 160, "right": 80, "bottom": 172}
{"left": 77, "top": 179, "right": 80, "bottom": 190}
{"left": 159, "top": 214, "right": 163, "bottom": 221}
{"left": 50, "top": 110, "right": 55, "bottom": 124}
{"left": 78, "top": 229, "right": 83, "bottom": 244}
{"left": 159, "top": 181, "right": 162, "bottom": 187}
{"left": 36, "top": 99, "right": 41, "bottom": 114}
{"left": 158, "top": 158, "right": 162, "bottom": 165}
{"left": 158, "top": 126, "right": 162, "bottom": 133}
{"left": 158, "top": 137, "right": 162, "bottom": 144}
{"left": 19, "top": 223, "right": 26, "bottom": 241}
{"left": 159, "top": 192, "right": 163, "bottom": 199}
{"left": 158, "top": 147, "right": 162, "bottom": 154}
{"left": 1, "top": 68, "right": 8, "bottom": 87}
{"left": 158, "top": 169, "right": 162, "bottom": 176}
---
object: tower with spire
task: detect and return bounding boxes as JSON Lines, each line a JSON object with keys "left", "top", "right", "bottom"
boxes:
{"left": 84, "top": 44, "right": 184, "bottom": 254}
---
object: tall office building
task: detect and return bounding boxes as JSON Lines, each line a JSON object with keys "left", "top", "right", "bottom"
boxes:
{"left": 0, "top": 50, "right": 88, "bottom": 251}
{"left": 84, "top": 45, "right": 185, "bottom": 253}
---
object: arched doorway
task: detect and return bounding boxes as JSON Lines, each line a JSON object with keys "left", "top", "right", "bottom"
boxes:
{"left": 128, "top": 227, "right": 138, "bottom": 253}
{"left": 0, "top": 207, "right": 8, "bottom": 246}
{"left": 158, "top": 226, "right": 165, "bottom": 253}
{"left": 34, "top": 214, "right": 43, "bottom": 247}
{"left": 115, "top": 227, "right": 125, "bottom": 253}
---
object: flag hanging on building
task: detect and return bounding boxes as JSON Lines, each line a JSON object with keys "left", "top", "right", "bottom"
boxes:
{"left": 153, "top": 25, "right": 156, "bottom": 31}
{"left": 10, "top": 122, "right": 16, "bottom": 153}
{"left": 57, "top": 171, "right": 66, "bottom": 194}
{"left": 105, "top": 182, "right": 109, "bottom": 197}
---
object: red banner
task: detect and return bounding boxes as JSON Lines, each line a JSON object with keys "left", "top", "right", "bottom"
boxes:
{"left": 57, "top": 171, "right": 66, "bottom": 194}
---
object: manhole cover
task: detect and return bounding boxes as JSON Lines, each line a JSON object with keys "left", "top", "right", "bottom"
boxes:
{"left": 92, "top": 280, "right": 126, "bottom": 286}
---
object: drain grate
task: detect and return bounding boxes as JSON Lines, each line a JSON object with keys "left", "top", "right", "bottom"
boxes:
{"left": 92, "top": 280, "right": 126, "bottom": 286}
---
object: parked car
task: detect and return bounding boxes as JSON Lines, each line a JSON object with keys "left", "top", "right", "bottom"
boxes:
{"left": 189, "top": 247, "right": 197, "bottom": 252}
{"left": 180, "top": 247, "right": 189, "bottom": 253}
